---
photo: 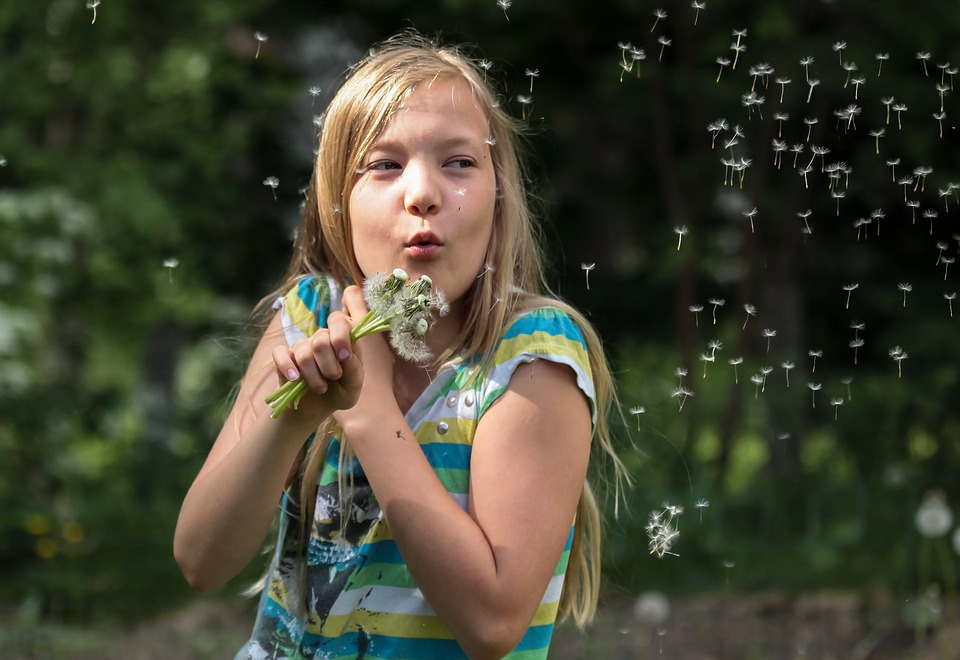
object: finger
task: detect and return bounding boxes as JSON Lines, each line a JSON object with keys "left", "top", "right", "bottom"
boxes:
{"left": 310, "top": 330, "right": 343, "bottom": 381}
{"left": 271, "top": 345, "right": 301, "bottom": 383}
{"left": 341, "top": 285, "right": 369, "bottom": 318}
{"left": 292, "top": 341, "right": 328, "bottom": 395}
{"left": 327, "top": 311, "right": 354, "bottom": 363}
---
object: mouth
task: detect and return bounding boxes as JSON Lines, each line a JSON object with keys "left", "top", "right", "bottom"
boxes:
{"left": 405, "top": 232, "right": 443, "bottom": 248}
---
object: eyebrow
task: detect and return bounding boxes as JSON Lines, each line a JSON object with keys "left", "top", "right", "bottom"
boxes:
{"left": 368, "top": 134, "right": 482, "bottom": 152}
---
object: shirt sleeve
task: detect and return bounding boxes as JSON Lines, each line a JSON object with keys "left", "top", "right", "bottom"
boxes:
{"left": 477, "top": 307, "right": 597, "bottom": 431}
{"left": 272, "top": 275, "right": 342, "bottom": 347}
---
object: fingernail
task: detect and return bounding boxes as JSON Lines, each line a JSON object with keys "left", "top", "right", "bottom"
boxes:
{"left": 287, "top": 368, "right": 299, "bottom": 381}
{"left": 338, "top": 349, "right": 351, "bottom": 361}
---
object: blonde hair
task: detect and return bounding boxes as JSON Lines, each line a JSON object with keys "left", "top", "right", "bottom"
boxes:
{"left": 256, "top": 30, "right": 627, "bottom": 628}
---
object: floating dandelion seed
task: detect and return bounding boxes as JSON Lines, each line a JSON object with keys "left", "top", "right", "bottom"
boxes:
{"left": 797, "top": 209, "right": 813, "bottom": 234}
{"left": 263, "top": 176, "right": 279, "bottom": 200}
{"left": 742, "top": 304, "right": 757, "bottom": 329}
{"left": 843, "top": 283, "right": 859, "bottom": 309}
{"left": 743, "top": 207, "right": 758, "bottom": 233}
{"left": 707, "top": 119, "right": 728, "bottom": 149}
{"left": 781, "top": 361, "right": 795, "bottom": 387}
{"left": 163, "top": 257, "right": 179, "bottom": 283}
{"left": 830, "top": 397, "right": 845, "bottom": 420}
{"left": 308, "top": 86, "right": 322, "bottom": 105}
{"left": 936, "top": 241, "right": 949, "bottom": 265}
{"left": 899, "top": 283, "right": 912, "bottom": 307}
{"left": 887, "top": 157, "right": 900, "bottom": 181}
{"left": 580, "top": 263, "right": 596, "bottom": 290}
{"left": 86, "top": 0, "right": 100, "bottom": 24}
{"left": 907, "top": 200, "right": 920, "bottom": 223}
{"left": 651, "top": 8, "right": 668, "bottom": 32}
{"left": 700, "top": 353, "right": 715, "bottom": 378}
{"left": 629, "top": 48, "right": 646, "bottom": 78}
{"left": 833, "top": 41, "right": 847, "bottom": 66}
{"left": 657, "top": 36, "right": 672, "bottom": 62}
{"left": 715, "top": 57, "right": 731, "bottom": 83}
{"left": 689, "top": 304, "right": 704, "bottom": 327}
{"left": 923, "top": 208, "right": 939, "bottom": 235}
{"left": 875, "top": 52, "right": 889, "bottom": 76}
{"left": 759, "top": 365, "right": 773, "bottom": 393}
{"left": 525, "top": 68, "right": 540, "bottom": 93}
{"left": 944, "top": 292, "right": 957, "bottom": 318}
{"left": 790, "top": 143, "right": 805, "bottom": 168}
{"left": 695, "top": 499, "right": 709, "bottom": 523}
{"left": 940, "top": 188, "right": 953, "bottom": 212}
{"left": 672, "top": 387, "right": 694, "bottom": 412}
{"left": 916, "top": 51, "right": 932, "bottom": 76}
{"left": 935, "top": 83, "right": 950, "bottom": 113}
{"left": 798, "top": 164, "right": 813, "bottom": 189}
{"left": 803, "top": 117, "right": 819, "bottom": 142}
{"left": 497, "top": 0, "right": 512, "bottom": 20}
{"left": 808, "top": 382, "right": 822, "bottom": 409}
{"left": 772, "top": 140, "right": 788, "bottom": 169}
{"left": 775, "top": 78, "right": 791, "bottom": 104}
{"left": 800, "top": 56, "right": 814, "bottom": 81}
{"left": 809, "top": 349, "right": 823, "bottom": 373}
{"left": 841, "top": 376, "right": 853, "bottom": 400}
{"left": 881, "top": 97, "right": 896, "bottom": 125}
{"left": 708, "top": 339, "right": 723, "bottom": 359}
{"left": 730, "top": 38, "right": 747, "bottom": 70}
{"left": 832, "top": 191, "right": 846, "bottom": 216}
{"left": 893, "top": 103, "right": 908, "bottom": 130}
{"left": 691, "top": 1, "right": 706, "bottom": 26}
{"left": 934, "top": 112, "right": 947, "bottom": 138}
{"left": 852, "top": 77, "right": 866, "bottom": 100}
{"left": 728, "top": 357, "right": 743, "bottom": 384}
{"left": 869, "top": 128, "right": 885, "bottom": 155}
{"left": 773, "top": 112, "right": 789, "bottom": 137}
{"left": 674, "top": 225, "right": 689, "bottom": 250}
{"left": 750, "top": 374, "right": 764, "bottom": 399}
{"left": 850, "top": 320, "right": 865, "bottom": 341}
{"left": 806, "top": 78, "right": 820, "bottom": 103}
{"left": 708, "top": 297, "right": 725, "bottom": 324}
{"left": 899, "top": 176, "right": 915, "bottom": 202}
{"left": 675, "top": 367, "right": 688, "bottom": 388}
{"left": 254, "top": 32, "right": 268, "bottom": 59}
{"left": 889, "top": 346, "right": 908, "bottom": 378}
{"left": 629, "top": 406, "right": 646, "bottom": 430}
{"left": 516, "top": 95, "right": 533, "bottom": 120}
{"left": 849, "top": 338, "right": 864, "bottom": 365}
{"left": 914, "top": 166, "right": 933, "bottom": 192}
{"left": 761, "top": 328, "right": 777, "bottom": 353}
{"left": 942, "top": 256, "right": 955, "bottom": 280}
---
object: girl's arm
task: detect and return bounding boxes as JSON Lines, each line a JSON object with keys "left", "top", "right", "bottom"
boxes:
{"left": 336, "top": 293, "right": 592, "bottom": 659}
{"left": 174, "top": 309, "right": 361, "bottom": 592}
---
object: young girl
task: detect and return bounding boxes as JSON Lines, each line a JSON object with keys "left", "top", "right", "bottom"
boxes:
{"left": 174, "top": 31, "right": 625, "bottom": 660}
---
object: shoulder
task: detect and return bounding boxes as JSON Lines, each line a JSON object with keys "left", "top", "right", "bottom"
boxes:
{"left": 479, "top": 304, "right": 596, "bottom": 425}
{"left": 274, "top": 274, "right": 343, "bottom": 347}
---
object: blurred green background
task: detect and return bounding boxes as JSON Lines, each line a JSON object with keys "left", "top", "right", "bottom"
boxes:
{"left": 2, "top": 0, "right": 960, "bottom": 656}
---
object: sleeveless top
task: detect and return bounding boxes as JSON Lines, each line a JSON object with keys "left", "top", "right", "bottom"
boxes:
{"left": 236, "top": 275, "right": 597, "bottom": 660}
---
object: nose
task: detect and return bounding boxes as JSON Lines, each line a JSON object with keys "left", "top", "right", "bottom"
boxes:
{"left": 403, "top": 162, "right": 441, "bottom": 218}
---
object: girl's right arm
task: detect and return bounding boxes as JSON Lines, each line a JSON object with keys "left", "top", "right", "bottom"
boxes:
{"left": 173, "top": 309, "right": 361, "bottom": 592}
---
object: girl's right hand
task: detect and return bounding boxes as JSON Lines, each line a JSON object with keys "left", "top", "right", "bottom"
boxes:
{"left": 270, "top": 310, "right": 365, "bottom": 419}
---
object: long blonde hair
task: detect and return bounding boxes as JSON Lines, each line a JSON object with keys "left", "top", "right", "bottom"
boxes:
{"left": 256, "top": 30, "right": 627, "bottom": 628}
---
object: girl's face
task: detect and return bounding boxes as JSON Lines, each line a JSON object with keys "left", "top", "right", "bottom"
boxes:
{"left": 349, "top": 76, "right": 497, "bottom": 313}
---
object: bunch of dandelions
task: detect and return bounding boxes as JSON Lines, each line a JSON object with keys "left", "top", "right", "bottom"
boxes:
{"left": 265, "top": 268, "right": 448, "bottom": 418}
{"left": 647, "top": 503, "right": 683, "bottom": 558}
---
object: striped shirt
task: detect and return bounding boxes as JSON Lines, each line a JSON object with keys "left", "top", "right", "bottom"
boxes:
{"left": 237, "top": 275, "right": 596, "bottom": 660}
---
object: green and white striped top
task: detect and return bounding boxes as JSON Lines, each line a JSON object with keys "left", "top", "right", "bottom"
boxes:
{"left": 238, "top": 274, "right": 596, "bottom": 660}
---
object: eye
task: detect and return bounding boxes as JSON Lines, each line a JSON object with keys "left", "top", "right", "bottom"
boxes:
{"left": 446, "top": 158, "right": 475, "bottom": 169}
{"left": 367, "top": 160, "right": 401, "bottom": 172}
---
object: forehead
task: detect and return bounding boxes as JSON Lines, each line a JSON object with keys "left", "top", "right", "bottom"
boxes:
{"left": 378, "top": 76, "right": 489, "bottom": 139}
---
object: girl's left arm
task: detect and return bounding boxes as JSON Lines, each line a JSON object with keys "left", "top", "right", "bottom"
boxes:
{"left": 338, "top": 338, "right": 592, "bottom": 660}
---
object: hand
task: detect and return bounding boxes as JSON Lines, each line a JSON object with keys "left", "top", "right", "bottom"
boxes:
{"left": 271, "top": 307, "right": 364, "bottom": 420}
{"left": 333, "top": 286, "right": 399, "bottom": 429}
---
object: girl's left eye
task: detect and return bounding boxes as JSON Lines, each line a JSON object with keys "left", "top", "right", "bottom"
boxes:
{"left": 446, "top": 158, "right": 475, "bottom": 169}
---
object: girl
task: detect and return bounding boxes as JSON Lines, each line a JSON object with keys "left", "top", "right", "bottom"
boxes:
{"left": 174, "top": 31, "right": 625, "bottom": 660}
